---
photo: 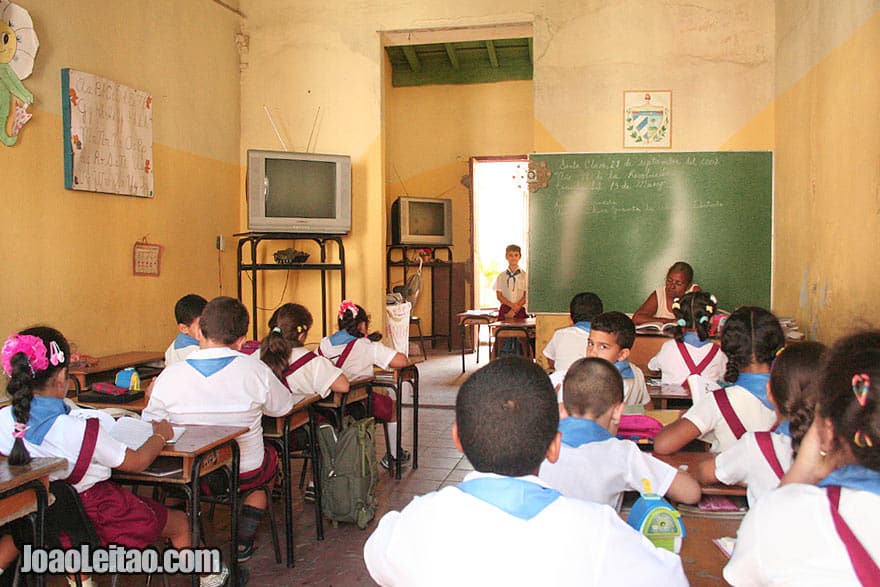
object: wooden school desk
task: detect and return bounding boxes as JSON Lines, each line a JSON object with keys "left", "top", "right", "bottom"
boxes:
{"left": 113, "top": 425, "right": 247, "bottom": 587}
{"left": 653, "top": 451, "right": 747, "bottom": 497}
{"left": 262, "top": 393, "right": 324, "bottom": 568}
{"left": 489, "top": 317, "right": 536, "bottom": 360}
{"left": 678, "top": 515, "right": 741, "bottom": 586}
{"left": 374, "top": 364, "right": 420, "bottom": 480}
{"left": 74, "top": 394, "right": 147, "bottom": 413}
{"left": 648, "top": 383, "right": 692, "bottom": 410}
{"left": 457, "top": 310, "right": 497, "bottom": 372}
{"left": 68, "top": 351, "right": 164, "bottom": 391}
{"left": 0, "top": 457, "right": 67, "bottom": 587}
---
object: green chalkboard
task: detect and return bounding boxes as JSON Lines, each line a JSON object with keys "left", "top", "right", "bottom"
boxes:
{"left": 527, "top": 152, "right": 772, "bottom": 313}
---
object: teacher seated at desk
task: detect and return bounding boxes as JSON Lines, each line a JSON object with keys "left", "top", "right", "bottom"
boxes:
{"left": 633, "top": 261, "right": 701, "bottom": 325}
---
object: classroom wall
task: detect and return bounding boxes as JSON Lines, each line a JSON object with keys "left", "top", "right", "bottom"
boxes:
{"left": 385, "top": 80, "right": 534, "bottom": 335}
{"left": 240, "top": 0, "right": 776, "bottom": 341}
{"left": 771, "top": 4, "right": 880, "bottom": 342}
{"left": 0, "top": 1, "right": 242, "bottom": 356}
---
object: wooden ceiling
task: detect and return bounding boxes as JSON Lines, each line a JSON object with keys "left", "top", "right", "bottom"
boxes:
{"left": 385, "top": 37, "right": 533, "bottom": 87}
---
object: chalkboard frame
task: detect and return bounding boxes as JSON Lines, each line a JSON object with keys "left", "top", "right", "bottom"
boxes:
{"left": 526, "top": 151, "right": 772, "bottom": 314}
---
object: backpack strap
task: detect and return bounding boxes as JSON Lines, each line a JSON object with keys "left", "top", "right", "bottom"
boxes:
{"left": 280, "top": 352, "right": 318, "bottom": 389}
{"left": 826, "top": 485, "right": 880, "bottom": 586}
{"left": 755, "top": 431, "right": 785, "bottom": 480}
{"left": 676, "top": 341, "right": 720, "bottom": 386}
{"left": 66, "top": 417, "right": 99, "bottom": 486}
{"left": 334, "top": 340, "right": 358, "bottom": 368}
{"left": 712, "top": 388, "right": 747, "bottom": 440}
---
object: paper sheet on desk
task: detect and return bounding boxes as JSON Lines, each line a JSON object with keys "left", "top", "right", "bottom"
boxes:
{"left": 109, "top": 417, "right": 185, "bottom": 449}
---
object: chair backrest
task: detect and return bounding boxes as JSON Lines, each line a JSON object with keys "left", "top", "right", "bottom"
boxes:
{"left": 493, "top": 326, "right": 534, "bottom": 360}
{"left": 47, "top": 481, "right": 103, "bottom": 550}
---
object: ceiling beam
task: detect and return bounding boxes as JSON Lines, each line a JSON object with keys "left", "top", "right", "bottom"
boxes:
{"left": 485, "top": 40, "right": 499, "bottom": 68}
{"left": 381, "top": 22, "right": 532, "bottom": 47}
{"left": 402, "top": 46, "right": 421, "bottom": 72}
{"left": 444, "top": 43, "right": 459, "bottom": 69}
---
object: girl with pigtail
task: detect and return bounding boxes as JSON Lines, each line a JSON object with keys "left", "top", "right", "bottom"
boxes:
{"left": 318, "top": 301, "right": 409, "bottom": 469}
{"left": 725, "top": 331, "right": 880, "bottom": 585}
{"left": 260, "top": 303, "right": 349, "bottom": 398}
{"left": 647, "top": 291, "right": 728, "bottom": 386}
{"left": 694, "top": 341, "right": 827, "bottom": 506}
{"left": 0, "top": 327, "right": 229, "bottom": 586}
{"left": 654, "top": 307, "right": 784, "bottom": 455}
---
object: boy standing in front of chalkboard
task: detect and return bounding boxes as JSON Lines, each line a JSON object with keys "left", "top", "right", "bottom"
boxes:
{"left": 495, "top": 244, "right": 527, "bottom": 320}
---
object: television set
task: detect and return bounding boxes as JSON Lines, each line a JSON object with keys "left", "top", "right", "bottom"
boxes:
{"left": 246, "top": 149, "right": 351, "bottom": 234}
{"left": 390, "top": 196, "right": 453, "bottom": 246}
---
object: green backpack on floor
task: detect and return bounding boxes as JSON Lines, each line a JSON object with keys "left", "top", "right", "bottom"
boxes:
{"left": 316, "top": 416, "right": 379, "bottom": 529}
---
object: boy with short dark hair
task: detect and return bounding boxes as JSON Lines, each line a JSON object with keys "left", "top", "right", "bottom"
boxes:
{"left": 588, "top": 311, "right": 652, "bottom": 408}
{"left": 544, "top": 291, "right": 603, "bottom": 377}
{"left": 540, "top": 358, "right": 701, "bottom": 509}
{"left": 164, "top": 293, "right": 207, "bottom": 365}
{"left": 364, "top": 356, "right": 687, "bottom": 586}
{"left": 145, "top": 296, "right": 301, "bottom": 562}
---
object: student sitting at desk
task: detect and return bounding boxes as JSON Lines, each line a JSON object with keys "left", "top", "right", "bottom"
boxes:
{"left": 725, "top": 331, "right": 880, "bottom": 585}
{"left": 539, "top": 358, "right": 700, "bottom": 510}
{"left": 145, "top": 296, "right": 301, "bottom": 563}
{"left": 648, "top": 291, "right": 727, "bottom": 386}
{"left": 633, "top": 261, "right": 700, "bottom": 326}
{"left": 0, "top": 327, "right": 230, "bottom": 586}
{"left": 363, "top": 357, "right": 688, "bottom": 586}
{"left": 543, "top": 291, "right": 603, "bottom": 375}
{"left": 319, "top": 300, "right": 409, "bottom": 470}
{"left": 653, "top": 307, "right": 783, "bottom": 455}
{"left": 494, "top": 244, "right": 527, "bottom": 321}
{"left": 694, "top": 341, "right": 826, "bottom": 507}
{"left": 164, "top": 293, "right": 207, "bottom": 366}
{"left": 587, "top": 312, "right": 652, "bottom": 408}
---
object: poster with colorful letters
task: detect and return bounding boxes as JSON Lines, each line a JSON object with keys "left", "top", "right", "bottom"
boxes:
{"left": 62, "top": 69, "right": 153, "bottom": 198}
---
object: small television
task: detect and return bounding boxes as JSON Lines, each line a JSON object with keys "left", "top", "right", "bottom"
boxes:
{"left": 247, "top": 149, "right": 351, "bottom": 234}
{"left": 391, "top": 196, "right": 453, "bottom": 246}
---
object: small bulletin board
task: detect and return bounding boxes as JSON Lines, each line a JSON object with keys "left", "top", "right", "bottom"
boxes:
{"left": 61, "top": 69, "right": 154, "bottom": 198}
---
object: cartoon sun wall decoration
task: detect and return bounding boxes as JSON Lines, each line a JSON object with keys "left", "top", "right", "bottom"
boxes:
{"left": 0, "top": 0, "right": 38, "bottom": 146}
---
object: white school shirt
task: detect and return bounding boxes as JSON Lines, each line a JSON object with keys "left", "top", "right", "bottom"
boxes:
{"left": 364, "top": 471, "right": 687, "bottom": 587}
{"left": 725, "top": 483, "right": 880, "bottom": 586}
{"left": 283, "top": 347, "right": 342, "bottom": 398}
{"left": 648, "top": 339, "right": 728, "bottom": 386}
{"left": 543, "top": 325, "right": 589, "bottom": 373}
{"left": 318, "top": 336, "right": 399, "bottom": 380}
{"left": 164, "top": 337, "right": 199, "bottom": 366}
{"left": 714, "top": 431, "right": 793, "bottom": 507}
{"left": 539, "top": 438, "right": 677, "bottom": 509}
{"left": 624, "top": 365, "right": 651, "bottom": 406}
{"left": 493, "top": 268, "right": 527, "bottom": 305}
{"left": 143, "top": 346, "right": 300, "bottom": 472}
{"left": 0, "top": 407, "right": 127, "bottom": 493}
{"left": 682, "top": 384, "right": 776, "bottom": 453}
{"left": 652, "top": 284, "right": 700, "bottom": 319}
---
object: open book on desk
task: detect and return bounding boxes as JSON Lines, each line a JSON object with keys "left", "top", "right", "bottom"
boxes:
{"left": 108, "top": 416, "right": 185, "bottom": 449}
{"left": 635, "top": 322, "right": 676, "bottom": 335}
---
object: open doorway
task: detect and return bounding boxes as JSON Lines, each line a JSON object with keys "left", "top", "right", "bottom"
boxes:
{"left": 470, "top": 156, "right": 529, "bottom": 309}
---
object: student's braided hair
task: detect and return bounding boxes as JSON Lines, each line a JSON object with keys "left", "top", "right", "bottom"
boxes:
{"left": 260, "top": 303, "right": 313, "bottom": 381}
{"left": 769, "top": 341, "right": 826, "bottom": 454}
{"left": 338, "top": 301, "right": 382, "bottom": 342}
{"left": 672, "top": 291, "right": 717, "bottom": 343}
{"left": 2, "top": 327, "right": 71, "bottom": 466}
{"left": 720, "top": 306, "right": 784, "bottom": 384}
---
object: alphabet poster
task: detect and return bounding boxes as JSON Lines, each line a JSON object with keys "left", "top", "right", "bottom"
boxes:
{"left": 62, "top": 69, "right": 153, "bottom": 198}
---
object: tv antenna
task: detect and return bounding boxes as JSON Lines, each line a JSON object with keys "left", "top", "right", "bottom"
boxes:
{"left": 263, "top": 105, "right": 289, "bottom": 151}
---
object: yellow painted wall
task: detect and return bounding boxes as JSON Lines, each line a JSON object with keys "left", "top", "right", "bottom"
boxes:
{"left": 385, "top": 80, "right": 534, "bottom": 333}
{"left": 0, "top": 1, "right": 242, "bottom": 355}
{"left": 771, "top": 6, "right": 880, "bottom": 341}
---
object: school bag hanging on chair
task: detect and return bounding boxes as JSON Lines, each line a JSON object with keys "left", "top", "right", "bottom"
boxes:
{"left": 316, "top": 416, "right": 379, "bottom": 529}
